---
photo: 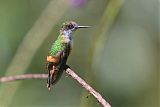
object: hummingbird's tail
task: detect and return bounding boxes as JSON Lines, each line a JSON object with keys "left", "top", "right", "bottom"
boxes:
{"left": 46, "top": 62, "right": 56, "bottom": 90}
{"left": 46, "top": 62, "right": 65, "bottom": 90}
{"left": 47, "top": 65, "right": 58, "bottom": 90}
{"left": 47, "top": 72, "right": 52, "bottom": 90}
{"left": 47, "top": 74, "right": 53, "bottom": 90}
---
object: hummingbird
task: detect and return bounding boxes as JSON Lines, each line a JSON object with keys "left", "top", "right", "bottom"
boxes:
{"left": 46, "top": 21, "right": 90, "bottom": 90}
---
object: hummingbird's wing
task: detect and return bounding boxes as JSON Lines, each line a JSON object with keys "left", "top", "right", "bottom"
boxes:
{"left": 47, "top": 43, "right": 71, "bottom": 90}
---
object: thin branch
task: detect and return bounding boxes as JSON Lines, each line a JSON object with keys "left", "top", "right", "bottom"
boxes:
{"left": 0, "top": 68, "right": 111, "bottom": 107}
{"left": 0, "top": 74, "right": 47, "bottom": 82}
{"left": 65, "top": 68, "right": 111, "bottom": 107}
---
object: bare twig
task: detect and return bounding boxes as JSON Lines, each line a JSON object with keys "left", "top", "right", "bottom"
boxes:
{"left": 0, "top": 68, "right": 111, "bottom": 107}
{"left": 66, "top": 68, "right": 111, "bottom": 107}
{"left": 0, "top": 74, "right": 47, "bottom": 82}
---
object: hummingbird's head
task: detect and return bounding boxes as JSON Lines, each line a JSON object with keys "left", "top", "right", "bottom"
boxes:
{"left": 61, "top": 21, "right": 90, "bottom": 32}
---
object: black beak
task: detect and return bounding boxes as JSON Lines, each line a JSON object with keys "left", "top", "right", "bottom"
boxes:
{"left": 77, "top": 26, "right": 91, "bottom": 28}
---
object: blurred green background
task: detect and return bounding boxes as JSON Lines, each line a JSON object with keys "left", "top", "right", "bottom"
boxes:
{"left": 0, "top": 0, "right": 158, "bottom": 107}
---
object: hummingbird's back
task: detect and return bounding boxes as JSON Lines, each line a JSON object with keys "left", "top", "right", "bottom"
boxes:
{"left": 49, "top": 36, "right": 67, "bottom": 57}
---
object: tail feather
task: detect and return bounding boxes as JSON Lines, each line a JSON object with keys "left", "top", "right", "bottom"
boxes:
{"left": 46, "top": 61, "right": 66, "bottom": 90}
{"left": 47, "top": 69, "right": 55, "bottom": 90}
{"left": 47, "top": 72, "right": 52, "bottom": 90}
{"left": 46, "top": 62, "right": 54, "bottom": 90}
{"left": 47, "top": 65, "right": 58, "bottom": 90}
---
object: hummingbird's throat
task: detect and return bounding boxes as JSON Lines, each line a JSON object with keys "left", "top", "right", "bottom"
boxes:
{"left": 63, "top": 29, "right": 73, "bottom": 35}
{"left": 61, "top": 30, "right": 73, "bottom": 40}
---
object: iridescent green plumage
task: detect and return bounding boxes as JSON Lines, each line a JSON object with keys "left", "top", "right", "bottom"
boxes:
{"left": 49, "top": 35, "right": 67, "bottom": 56}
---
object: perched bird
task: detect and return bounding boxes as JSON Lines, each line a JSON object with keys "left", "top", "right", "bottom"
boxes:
{"left": 46, "top": 21, "right": 90, "bottom": 90}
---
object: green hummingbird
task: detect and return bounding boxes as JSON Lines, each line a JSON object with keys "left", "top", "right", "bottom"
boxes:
{"left": 46, "top": 21, "right": 90, "bottom": 90}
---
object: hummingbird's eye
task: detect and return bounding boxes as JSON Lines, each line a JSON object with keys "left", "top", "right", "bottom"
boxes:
{"left": 68, "top": 24, "right": 74, "bottom": 29}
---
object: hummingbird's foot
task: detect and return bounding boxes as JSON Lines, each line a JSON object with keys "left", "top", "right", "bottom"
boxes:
{"left": 64, "top": 64, "right": 70, "bottom": 71}
{"left": 64, "top": 65, "right": 71, "bottom": 78}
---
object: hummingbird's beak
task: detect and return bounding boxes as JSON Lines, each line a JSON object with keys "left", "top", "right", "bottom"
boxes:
{"left": 77, "top": 26, "right": 91, "bottom": 28}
